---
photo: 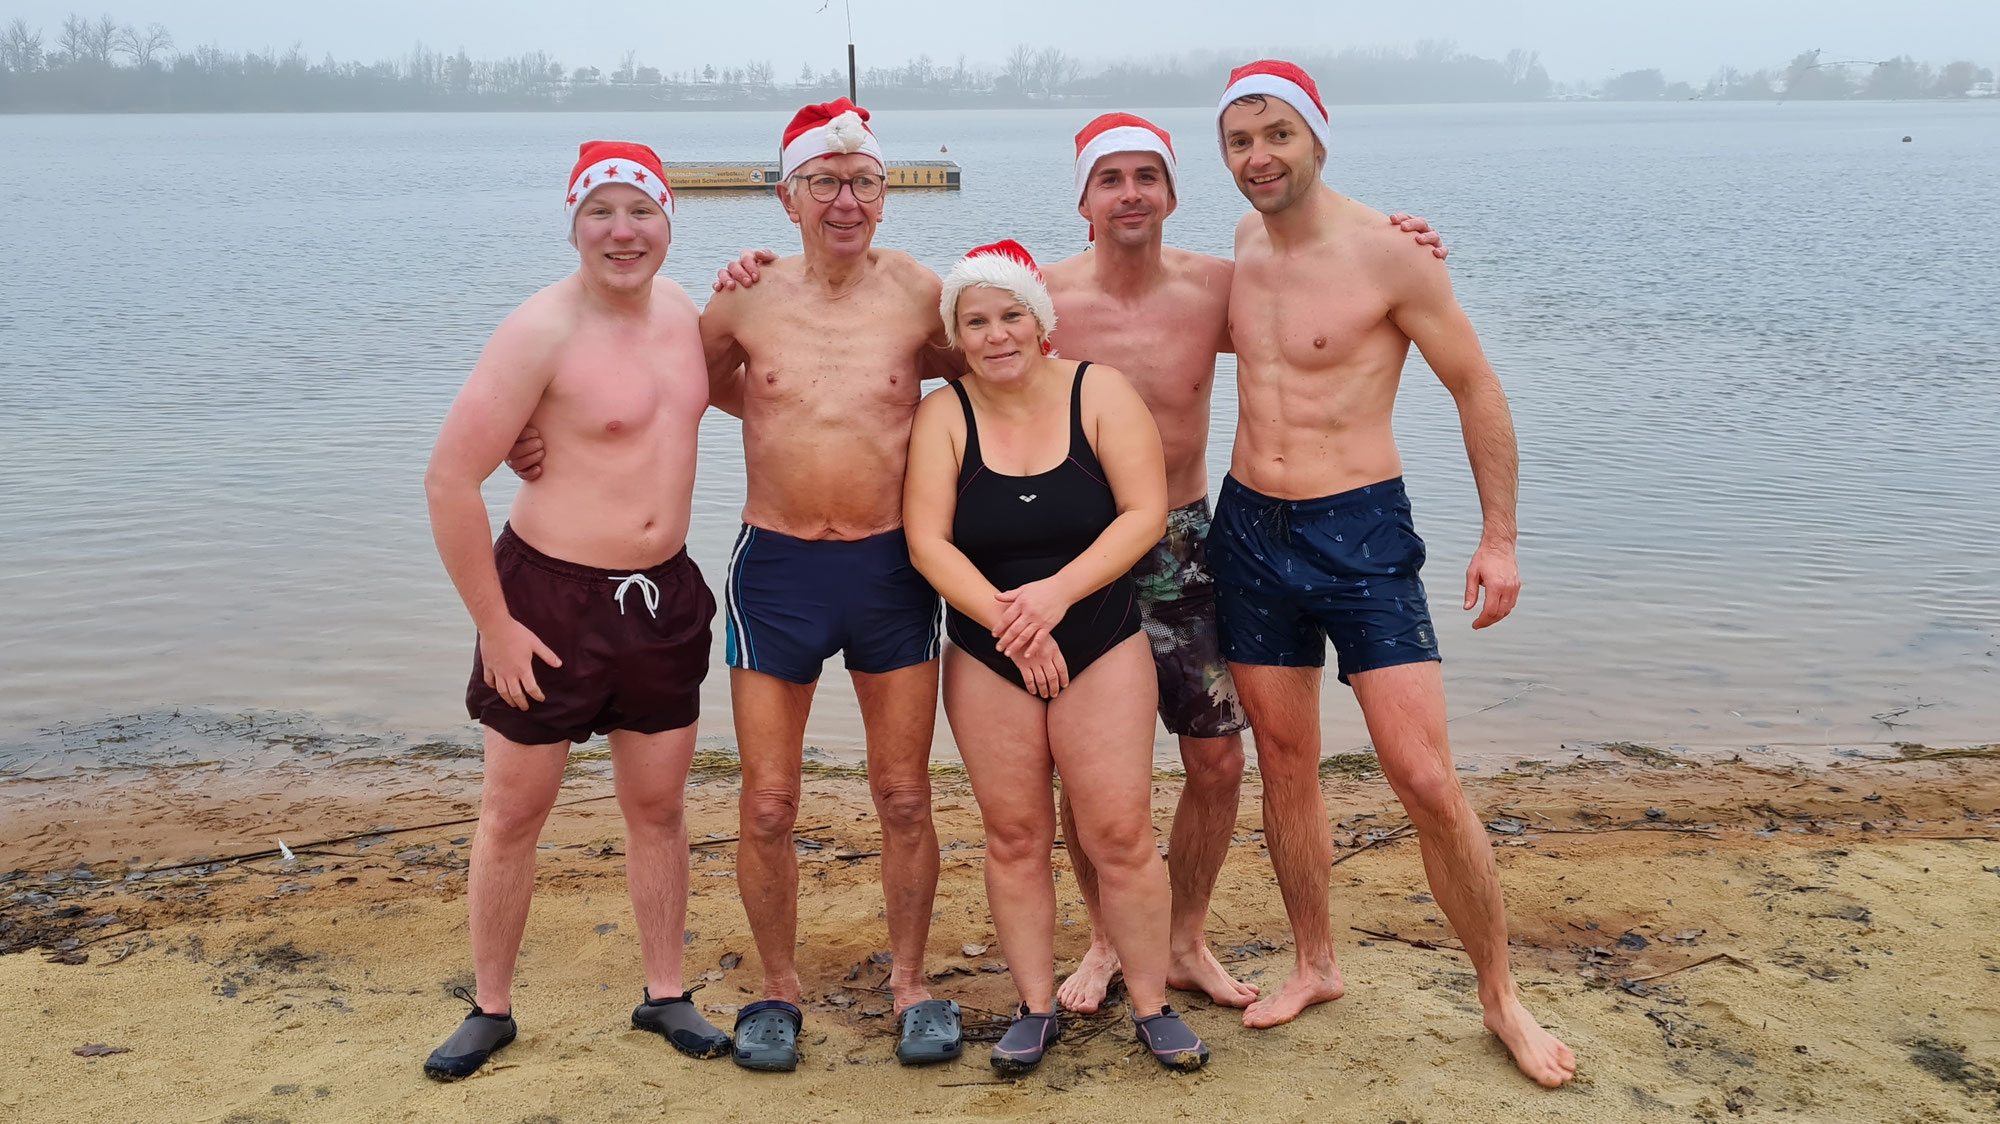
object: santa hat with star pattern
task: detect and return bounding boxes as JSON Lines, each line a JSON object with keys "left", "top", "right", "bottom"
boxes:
{"left": 565, "top": 140, "right": 673, "bottom": 241}
{"left": 780, "top": 98, "right": 885, "bottom": 183}
{"left": 1215, "top": 59, "right": 1330, "bottom": 155}
{"left": 939, "top": 240, "right": 1057, "bottom": 351}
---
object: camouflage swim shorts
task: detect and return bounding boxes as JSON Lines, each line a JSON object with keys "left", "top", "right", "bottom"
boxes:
{"left": 1129, "top": 497, "right": 1248, "bottom": 739}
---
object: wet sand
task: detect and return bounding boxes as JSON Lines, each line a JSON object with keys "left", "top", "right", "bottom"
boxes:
{"left": 4, "top": 746, "right": 1998, "bottom": 1123}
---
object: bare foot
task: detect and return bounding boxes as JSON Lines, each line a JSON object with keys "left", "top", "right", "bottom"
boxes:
{"left": 1241, "top": 962, "right": 1344, "bottom": 1028}
{"left": 1484, "top": 996, "right": 1577, "bottom": 1088}
{"left": 1056, "top": 943, "right": 1120, "bottom": 1013}
{"left": 888, "top": 967, "right": 933, "bottom": 1016}
{"left": 1167, "top": 944, "right": 1260, "bottom": 1008}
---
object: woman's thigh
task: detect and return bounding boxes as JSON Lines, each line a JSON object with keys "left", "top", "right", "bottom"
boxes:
{"left": 942, "top": 646, "right": 1056, "bottom": 841}
{"left": 1047, "top": 635, "right": 1159, "bottom": 840}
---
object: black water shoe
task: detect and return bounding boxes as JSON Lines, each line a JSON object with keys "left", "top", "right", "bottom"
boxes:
{"left": 1133, "top": 1005, "right": 1209, "bottom": 1072}
{"left": 423, "top": 988, "right": 516, "bottom": 1081}
{"left": 989, "top": 1005, "right": 1061, "bottom": 1074}
{"left": 632, "top": 986, "right": 731, "bottom": 1060}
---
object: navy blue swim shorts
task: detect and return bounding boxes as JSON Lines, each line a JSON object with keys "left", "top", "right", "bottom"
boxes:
{"left": 1209, "top": 475, "right": 1441, "bottom": 684}
{"left": 723, "top": 525, "right": 942, "bottom": 684}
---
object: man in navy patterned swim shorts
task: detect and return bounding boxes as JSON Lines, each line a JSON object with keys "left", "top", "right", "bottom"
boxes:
{"left": 1213, "top": 61, "right": 1576, "bottom": 1087}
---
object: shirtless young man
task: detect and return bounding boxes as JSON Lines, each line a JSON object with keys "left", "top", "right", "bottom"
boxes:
{"left": 1043, "top": 114, "right": 1447, "bottom": 1016}
{"left": 1211, "top": 61, "right": 1577, "bottom": 1087}
{"left": 697, "top": 100, "right": 967, "bottom": 1072}
{"left": 421, "top": 142, "right": 727, "bottom": 1080}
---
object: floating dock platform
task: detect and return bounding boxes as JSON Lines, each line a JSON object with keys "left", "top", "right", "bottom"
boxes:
{"left": 664, "top": 160, "right": 960, "bottom": 191}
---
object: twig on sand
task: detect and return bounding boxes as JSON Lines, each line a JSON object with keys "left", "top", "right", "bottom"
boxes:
{"left": 1350, "top": 926, "right": 1466, "bottom": 955}
{"left": 1625, "top": 952, "right": 1758, "bottom": 983}
{"left": 73, "top": 925, "right": 150, "bottom": 950}
{"left": 1531, "top": 823, "right": 1724, "bottom": 840}
{"left": 126, "top": 805, "right": 832, "bottom": 878}
{"left": 1331, "top": 824, "right": 1416, "bottom": 867}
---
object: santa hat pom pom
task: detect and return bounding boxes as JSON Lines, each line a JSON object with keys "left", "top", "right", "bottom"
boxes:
{"left": 825, "top": 111, "right": 871, "bottom": 154}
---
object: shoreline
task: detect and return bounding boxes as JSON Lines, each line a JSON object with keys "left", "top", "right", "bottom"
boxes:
{"left": 4, "top": 749, "right": 1998, "bottom": 1121}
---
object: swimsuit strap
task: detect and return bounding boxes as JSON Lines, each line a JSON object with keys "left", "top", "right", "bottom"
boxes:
{"left": 949, "top": 378, "right": 984, "bottom": 488}
{"left": 1068, "top": 361, "right": 1093, "bottom": 461}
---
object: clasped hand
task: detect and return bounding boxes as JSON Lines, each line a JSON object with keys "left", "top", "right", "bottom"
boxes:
{"left": 994, "top": 578, "right": 1073, "bottom": 699}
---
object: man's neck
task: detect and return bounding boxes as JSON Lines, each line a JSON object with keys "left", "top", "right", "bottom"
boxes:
{"left": 802, "top": 245, "right": 873, "bottom": 294}
{"left": 1089, "top": 235, "right": 1169, "bottom": 300}
{"left": 1262, "top": 181, "right": 1343, "bottom": 253}
{"left": 576, "top": 272, "right": 653, "bottom": 318}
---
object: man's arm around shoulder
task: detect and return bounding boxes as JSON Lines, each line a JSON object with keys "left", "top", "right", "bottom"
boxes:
{"left": 892, "top": 254, "right": 966, "bottom": 382}
{"left": 699, "top": 284, "right": 752, "bottom": 418}
{"left": 1384, "top": 249, "right": 1523, "bottom": 629}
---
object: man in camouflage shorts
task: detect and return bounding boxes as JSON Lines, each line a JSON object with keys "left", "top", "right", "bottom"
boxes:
{"left": 1041, "top": 112, "right": 1445, "bottom": 1010}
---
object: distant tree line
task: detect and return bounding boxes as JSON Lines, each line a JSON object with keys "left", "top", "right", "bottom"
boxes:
{"left": 2, "top": 14, "right": 1990, "bottom": 113}
{"left": 0, "top": 14, "right": 1558, "bottom": 112}
{"left": 1602, "top": 49, "right": 1995, "bottom": 101}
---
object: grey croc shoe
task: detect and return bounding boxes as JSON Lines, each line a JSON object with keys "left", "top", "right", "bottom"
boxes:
{"left": 632, "top": 985, "right": 731, "bottom": 1060}
{"left": 732, "top": 999, "right": 803, "bottom": 1072}
{"left": 424, "top": 987, "right": 517, "bottom": 1081}
{"left": 894, "top": 998, "right": 964, "bottom": 1065}
{"left": 989, "top": 1005, "right": 1061, "bottom": 1074}
{"left": 1133, "top": 1005, "right": 1209, "bottom": 1073}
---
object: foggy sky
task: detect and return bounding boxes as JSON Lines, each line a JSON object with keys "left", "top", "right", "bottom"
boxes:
{"left": 8, "top": 0, "right": 1996, "bottom": 84}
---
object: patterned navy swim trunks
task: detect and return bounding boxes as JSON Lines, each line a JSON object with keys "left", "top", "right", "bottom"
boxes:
{"left": 1209, "top": 475, "right": 1441, "bottom": 684}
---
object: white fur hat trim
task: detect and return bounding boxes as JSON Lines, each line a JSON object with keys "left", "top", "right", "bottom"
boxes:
{"left": 781, "top": 110, "right": 886, "bottom": 181}
{"left": 940, "top": 253, "right": 1058, "bottom": 351}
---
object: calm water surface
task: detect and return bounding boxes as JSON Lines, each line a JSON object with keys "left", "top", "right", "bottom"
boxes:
{"left": 3, "top": 102, "right": 1996, "bottom": 769}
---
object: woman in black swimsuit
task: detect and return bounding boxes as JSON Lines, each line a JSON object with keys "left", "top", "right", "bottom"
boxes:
{"left": 905, "top": 241, "right": 1208, "bottom": 1073}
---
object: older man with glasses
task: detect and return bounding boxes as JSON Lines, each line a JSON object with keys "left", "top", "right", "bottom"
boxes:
{"left": 694, "top": 98, "right": 967, "bottom": 1073}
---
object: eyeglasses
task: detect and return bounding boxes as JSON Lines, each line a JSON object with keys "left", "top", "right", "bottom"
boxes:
{"left": 792, "top": 172, "right": 885, "bottom": 203}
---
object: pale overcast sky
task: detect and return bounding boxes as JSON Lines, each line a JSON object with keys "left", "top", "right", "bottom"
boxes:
{"left": 8, "top": 0, "right": 1996, "bottom": 83}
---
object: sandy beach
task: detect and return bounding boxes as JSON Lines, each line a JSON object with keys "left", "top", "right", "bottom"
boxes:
{"left": 4, "top": 742, "right": 1998, "bottom": 1123}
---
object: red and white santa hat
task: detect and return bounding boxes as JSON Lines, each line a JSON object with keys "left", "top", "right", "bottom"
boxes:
{"left": 565, "top": 140, "right": 674, "bottom": 240}
{"left": 1073, "top": 112, "right": 1177, "bottom": 204}
{"left": 780, "top": 98, "right": 885, "bottom": 183}
{"left": 939, "top": 240, "right": 1057, "bottom": 351}
{"left": 1215, "top": 59, "right": 1330, "bottom": 154}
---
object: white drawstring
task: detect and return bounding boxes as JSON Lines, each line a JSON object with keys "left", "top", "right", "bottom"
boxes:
{"left": 610, "top": 573, "right": 661, "bottom": 618}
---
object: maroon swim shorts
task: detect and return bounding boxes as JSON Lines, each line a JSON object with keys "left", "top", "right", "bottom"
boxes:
{"left": 466, "top": 524, "right": 715, "bottom": 745}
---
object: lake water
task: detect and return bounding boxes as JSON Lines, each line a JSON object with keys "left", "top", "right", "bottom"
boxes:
{"left": 3, "top": 101, "right": 1997, "bottom": 772}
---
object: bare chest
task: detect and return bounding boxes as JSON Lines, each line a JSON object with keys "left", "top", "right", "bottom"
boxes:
{"left": 738, "top": 285, "right": 928, "bottom": 418}
{"left": 1052, "top": 288, "right": 1222, "bottom": 418}
{"left": 542, "top": 331, "right": 705, "bottom": 441}
{"left": 1229, "top": 255, "right": 1398, "bottom": 372}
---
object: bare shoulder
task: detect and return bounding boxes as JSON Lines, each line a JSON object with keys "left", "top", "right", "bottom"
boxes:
{"left": 1344, "top": 197, "right": 1446, "bottom": 283}
{"left": 1162, "top": 246, "right": 1234, "bottom": 299}
{"left": 1041, "top": 248, "right": 1093, "bottom": 293}
{"left": 1079, "top": 361, "right": 1147, "bottom": 413}
{"left": 703, "top": 254, "right": 797, "bottom": 322}
{"left": 493, "top": 277, "right": 579, "bottom": 353}
{"left": 874, "top": 248, "right": 943, "bottom": 295}
{"left": 913, "top": 380, "right": 967, "bottom": 431}
{"left": 1231, "top": 212, "right": 1271, "bottom": 262}
{"left": 648, "top": 275, "right": 699, "bottom": 318}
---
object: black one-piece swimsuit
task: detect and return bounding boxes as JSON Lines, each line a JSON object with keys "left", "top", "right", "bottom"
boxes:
{"left": 944, "top": 361, "right": 1140, "bottom": 692}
